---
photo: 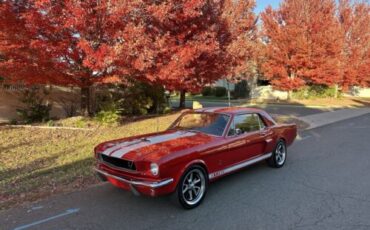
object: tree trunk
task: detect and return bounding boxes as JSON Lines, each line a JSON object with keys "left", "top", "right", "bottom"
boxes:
{"left": 81, "top": 86, "right": 95, "bottom": 116}
{"left": 179, "top": 90, "right": 186, "bottom": 108}
{"left": 287, "top": 90, "right": 293, "bottom": 101}
{"left": 334, "top": 84, "right": 339, "bottom": 98}
{"left": 248, "top": 74, "right": 258, "bottom": 99}
{"left": 287, "top": 71, "right": 295, "bottom": 101}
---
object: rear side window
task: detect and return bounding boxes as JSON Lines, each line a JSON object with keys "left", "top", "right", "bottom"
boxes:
{"left": 228, "top": 113, "right": 265, "bottom": 136}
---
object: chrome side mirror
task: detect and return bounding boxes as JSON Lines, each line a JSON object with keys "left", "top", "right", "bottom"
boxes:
{"left": 235, "top": 128, "right": 243, "bottom": 136}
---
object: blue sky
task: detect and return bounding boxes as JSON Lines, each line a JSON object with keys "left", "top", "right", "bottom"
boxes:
{"left": 254, "top": 0, "right": 281, "bottom": 14}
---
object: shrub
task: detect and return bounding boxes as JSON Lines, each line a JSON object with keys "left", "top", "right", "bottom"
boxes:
{"left": 95, "top": 110, "right": 120, "bottom": 125}
{"left": 201, "top": 86, "right": 214, "bottom": 96}
{"left": 292, "top": 87, "right": 309, "bottom": 99}
{"left": 119, "top": 84, "right": 154, "bottom": 116}
{"left": 309, "top": 85, "right": 338, "bottom": 98}
{"left": 46, "top": 120, "right": 55, "bottom": 127}
{"left": 144, "top": 83, "right": 167, "bottom": 114}
{"left": 16, "top": 87, "right": 52, "bottom": 123}
{"left": 214, "top": 86, "right": 227, "bottom": 97}
{"left": 233, "top": 80, "right": 250, "bottom": 99}
{"left": 96, "top": 81, "right": 168, "bottom": 117}
{"left": 163, "top": 106, "right": 172, "bottom": 114}
{"left": 293, "top": 85, "right": 340, "bottom": 99}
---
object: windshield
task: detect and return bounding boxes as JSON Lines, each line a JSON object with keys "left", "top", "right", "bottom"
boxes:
{"left": 170, "top": 112, "right": 230, "bottom": 136}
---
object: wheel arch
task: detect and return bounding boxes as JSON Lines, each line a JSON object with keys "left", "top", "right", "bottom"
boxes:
{"left": 182, "top": 159, "right": 209, "bottom": 179}
{"left": 277, "top": 137, "right": 286, "bottom": 144}
{"left": 174, "top": 159, "right": 209, "bottom": 188}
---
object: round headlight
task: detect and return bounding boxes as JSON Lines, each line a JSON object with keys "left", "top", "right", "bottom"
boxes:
{"left": 150, "top": 163, "right": 159, "bottom": 176}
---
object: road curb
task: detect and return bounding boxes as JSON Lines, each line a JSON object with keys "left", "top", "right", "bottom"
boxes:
{"left": 300, "top": 108, "right": 370, "bottom": 130}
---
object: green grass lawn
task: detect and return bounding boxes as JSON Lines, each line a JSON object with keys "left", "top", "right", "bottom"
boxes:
{"left": 0, "top": 113, "right": 180, "bottom": 210}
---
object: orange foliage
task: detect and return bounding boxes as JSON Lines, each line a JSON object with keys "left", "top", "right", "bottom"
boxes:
{"left": 261, "top": 0, "right": 342, "bottom": 91}
{"left": 339, "top": 0, "right": 370, "bottom": 89}
{"left": 0, "top": 0, "right": 257, "bottom": 93}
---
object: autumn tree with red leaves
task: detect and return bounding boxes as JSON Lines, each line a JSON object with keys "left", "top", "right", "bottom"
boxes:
{"left": 0, "top": 2, "right": 67, "bottom": 85}
{"left": 139, "top": 0, "right": 258, "bottom": 107}
{"left": 222, "top": 0, "right": 258, "bottom": 81}
{"left": 261, "top": 0, "right": 342, "bottom": 99}
{"left": 1, "top": 0, "right": 165, "bottom": 115}
{"left": 338, "top": 0, "right": 370, "bottom": 90}
{"left": 1, "top": 0, "right": 258, "bottom": 111}
{"left": 142, "top": 0, "right": 231, "bottom": 108}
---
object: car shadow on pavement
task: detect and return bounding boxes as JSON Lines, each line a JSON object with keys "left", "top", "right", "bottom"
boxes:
{"left": 85, "top": 161, "right": 270, "bottom": 213}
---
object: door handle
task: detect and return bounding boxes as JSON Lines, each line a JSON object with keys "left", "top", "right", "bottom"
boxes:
{"left": 265, "top": 138, "right": 273, "bottom": 143}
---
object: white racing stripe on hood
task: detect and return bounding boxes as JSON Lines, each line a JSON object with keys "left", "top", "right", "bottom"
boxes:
{"left": 101, "top": 139, "right": 143, "bottom": 157}
{"left": 102, "top": 131, "right": 196, "bottom": 159}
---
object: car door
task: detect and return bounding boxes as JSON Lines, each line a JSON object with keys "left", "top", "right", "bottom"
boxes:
{"left": 224, "top": 113, "right": 269, "bottom": 166}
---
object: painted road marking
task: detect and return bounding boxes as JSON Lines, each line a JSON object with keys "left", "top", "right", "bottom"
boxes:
{"left": 14, "top": 208, "right": 80, "bottom": 230}
{"left": 31, "top": 206, "right": 43, "bottom": 210}
{"left": 27, "top": 205, "right": 43, "bottom": 213}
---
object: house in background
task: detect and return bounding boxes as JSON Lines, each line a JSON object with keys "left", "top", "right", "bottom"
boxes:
{"left": 214, "top": 78, "right": 289, "bottom": 100}
{"left": 214, "top": 78, "right": 370, "bottom": 100}
{"left": 345, "top": 87, "right": 370, "bottom": 98}
{"left": 214, "top": 79, "right": 235, "bottom": 91}
{"left": 0, "top": 84, "right": 80, "bottom": 123}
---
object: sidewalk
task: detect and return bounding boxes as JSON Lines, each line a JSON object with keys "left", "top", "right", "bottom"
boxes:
{"left": 299, "top": 108, "right": 370, "bottom": 130}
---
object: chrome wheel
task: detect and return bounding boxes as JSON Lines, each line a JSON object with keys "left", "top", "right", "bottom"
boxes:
{"left": 275, "top": 142, "right": 286, "bottom": 165}
{"left": 181, "top": 168, "right": 206, "bottom": 206}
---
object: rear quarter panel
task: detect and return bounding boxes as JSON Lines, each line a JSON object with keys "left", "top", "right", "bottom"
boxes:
{"left": 271, "top": 123, "right": 297, "bottom": 146}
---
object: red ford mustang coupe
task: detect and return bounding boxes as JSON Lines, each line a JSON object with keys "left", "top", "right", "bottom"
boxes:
{"left": 94, "top": 107, "right": 297, "bottom": 209}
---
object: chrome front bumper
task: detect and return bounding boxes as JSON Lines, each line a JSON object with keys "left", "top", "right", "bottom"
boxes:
{"left": 94, "top": 168, "right": 174, "bottom": 189}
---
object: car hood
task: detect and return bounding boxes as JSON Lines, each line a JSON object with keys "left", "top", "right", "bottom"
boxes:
{"left": 96, "top": 129, "right": 216, "bottom": 161}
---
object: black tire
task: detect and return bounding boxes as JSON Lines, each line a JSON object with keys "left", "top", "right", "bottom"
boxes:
{"left": 176, "top": 165, "right": 208, "bottom": 209}
{"left": 267, "top": 139, "right": 287, "bottom": 168}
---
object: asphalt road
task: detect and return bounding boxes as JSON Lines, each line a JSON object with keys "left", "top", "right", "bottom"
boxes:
{"left": 170, "top": 99, "right": 337, "bottom": 117}
{"left": 1, "top": 114, "right": 370, "bottom": 230}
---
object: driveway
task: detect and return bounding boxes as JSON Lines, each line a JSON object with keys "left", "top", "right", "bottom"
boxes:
{"left": 1, "top": 114, "right": 370, "bottom": 230}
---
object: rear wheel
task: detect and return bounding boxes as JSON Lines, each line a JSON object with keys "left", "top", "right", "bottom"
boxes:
{"left": 267, "top": 140, "right": 287, "bottom": 168}
{"left": 177, "top": 165, "right": 208, "bottom": 209}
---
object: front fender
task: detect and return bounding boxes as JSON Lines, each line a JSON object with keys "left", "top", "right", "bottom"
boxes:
{"left": 161, "top": 157, "right": 209, "bottom": 194}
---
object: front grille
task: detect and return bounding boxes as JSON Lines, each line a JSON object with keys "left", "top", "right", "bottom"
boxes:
{"left": 99, "top": 153, "right": 136, "bottom": 171}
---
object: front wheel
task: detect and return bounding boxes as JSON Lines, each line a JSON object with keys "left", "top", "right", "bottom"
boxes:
{"left": 267, "top": 140, "right": 287, "bottom": 168}
{"left": 177, "top": 165, "right": 208, "bottom": 209}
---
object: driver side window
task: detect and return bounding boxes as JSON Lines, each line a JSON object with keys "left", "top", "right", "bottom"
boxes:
{"left": 228, "top": 113, "right": 264, "bottom": 136}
